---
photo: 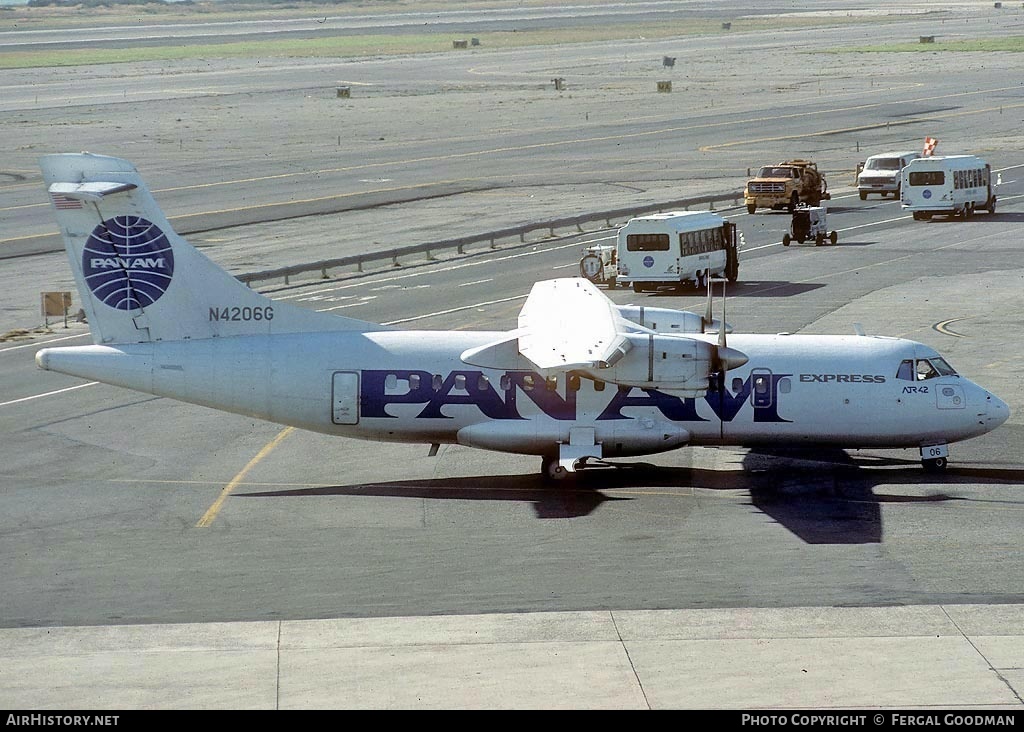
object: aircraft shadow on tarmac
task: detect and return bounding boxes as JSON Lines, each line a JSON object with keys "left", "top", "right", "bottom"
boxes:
{"left": 236, "top": 448, "right": 1024, "bottom": 536}
{"left": 913, "top": 212, "right": 1024, "bottom": 224}
{"left": 645, "top": 282, "right": 826, "bottom": 298}
{"left": 236, "top": 478, "right": 632, "bottom": 519}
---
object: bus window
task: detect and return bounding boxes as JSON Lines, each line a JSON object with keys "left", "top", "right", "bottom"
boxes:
{"left": 626, "top": 233, "right": 670, "bottom": 252}
{"left": 909, "top": 171, "right": 944, "bottom": 186}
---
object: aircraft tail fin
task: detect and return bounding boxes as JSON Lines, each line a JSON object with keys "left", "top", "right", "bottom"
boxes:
{"left": 40, "top": 153, "right": 384, "bottom": 345}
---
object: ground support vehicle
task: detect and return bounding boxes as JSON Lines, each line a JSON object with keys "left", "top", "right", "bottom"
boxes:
{"left": 744, "top": 159, "right": 830, "bottom": 214}
{"left": 901, "top": 155, "right": 996, "bottom": 220}
{"left": 857, "top": 150, "right": 920, "bottom": 200}
{"left": 781, "top": 205, "right": 837, "bottom": 247}
{"left": 616, "top": 211, "right": 739, "bottom": 292}
{"left": 579, "top": 244, "right": 618, "bottom": 287}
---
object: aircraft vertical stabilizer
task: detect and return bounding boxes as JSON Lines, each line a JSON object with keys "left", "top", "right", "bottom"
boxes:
{"left": 40, "top": 153, "right": 385, "bottom": 345}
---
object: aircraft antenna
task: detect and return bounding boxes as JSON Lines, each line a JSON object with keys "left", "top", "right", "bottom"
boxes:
{"left": 703, "top": 278, "right": 714, "bottom": 333}
{"left": 718, "top": 279, "right": 727, "bottom": 350}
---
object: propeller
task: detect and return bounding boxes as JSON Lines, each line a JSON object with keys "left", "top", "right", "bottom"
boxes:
{"left": 704, "top": 277, "right": 748, "bottom": 380}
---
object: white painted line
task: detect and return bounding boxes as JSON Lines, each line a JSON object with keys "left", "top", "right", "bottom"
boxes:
{"left": 0, "top": 381, "right": 98, "bottom": 408}
{"left": 0, "top": 332, "right": 90, "bottom": 354}
{"left": 320, "top": 301, "right": 370, "bottom": 312}
{"left": 458, "top": 278, "right": 493, "bottom": 287}
{"left": 383, "top": 295, "right": 528, "bottom": 325}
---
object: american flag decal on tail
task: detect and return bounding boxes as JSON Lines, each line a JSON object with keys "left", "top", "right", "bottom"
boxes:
{"left": 50, "top": 193, "right": 84, "bottom": 210}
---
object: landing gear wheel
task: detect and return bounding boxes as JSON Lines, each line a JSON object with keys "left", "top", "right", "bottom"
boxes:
{"left": 782, "top": 233, "right": 791, "bottom": 247}
{"left": 829, "top": 230, "right": 838, "bottom": 245}
{"left": 747, "top": 204, "right": 756, "bottom": 215}
{"left": 542, "top": 455, "right": 568, "bottom": 481}
{"left": 922, "top": 456, "right": 948, "bottom": 473}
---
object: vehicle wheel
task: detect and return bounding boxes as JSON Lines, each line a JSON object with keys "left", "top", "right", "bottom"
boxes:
{"left": 607, "top": 277, "right": 617, "bottom": 289}
{"left": 542, "top": 455, "right": 568, "bottom": 481}
{"left": 912, "top": 212, "right": 924, "bottom": 221}
{"left": 694, "top": 271, "right": 706, "bottom": 290}
{"left": 788, "top": 192, "right": 799, "bottom": 212}
{"left": 746, "top": 204, "right": 756, "bottom": 215}
{"left": 829, "top": 231, "right": 838, "bottom": 245}
{"left": 988, "top": 197, "right": 996, "bottom": 214}
{"left": 922, "top": 212, "right": 932, "bottom": 221}
{"left": 782, "top": 233, "right": 791, "bottom": 247}
{"left": 894, "top": 184, "right": 900, "bottom": 198}
{"left": 815, "top": 233, "right": 824, "bottom": 247}
{"left": 922, "top": 456, "right": 948, "bottom": 473}
{"left": 965, "top": 203, "right": 974, "bottom": 219}
{"left": 859, "top": 191, "right": 867, "bottom": 201}
{"left": 632, "top": 282, "right": 642, "bottom": 293}
{"left": 727, "top": 263, "right": 738, "bottom": 284}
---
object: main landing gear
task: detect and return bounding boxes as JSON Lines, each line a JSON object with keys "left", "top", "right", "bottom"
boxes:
{"left": 542, "top": 454, "right": 568, "bottom": 481}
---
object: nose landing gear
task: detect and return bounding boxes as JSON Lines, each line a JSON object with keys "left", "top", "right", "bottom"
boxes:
{"left": 920, "top": 444, "right": 949, "bottom": 472}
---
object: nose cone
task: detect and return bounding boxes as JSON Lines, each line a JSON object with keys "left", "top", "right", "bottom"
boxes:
{"left": 986, "top": 392, "right": 1011, "bottom": 430}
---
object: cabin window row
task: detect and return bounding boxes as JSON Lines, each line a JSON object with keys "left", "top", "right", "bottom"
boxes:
{"left": 389, "top": 373, "right": 608, "bottom": 393}
{"left": 624, "top": 228, "right": 726, "bottom": 254}
{"left": 953, "top": 168, "right": 987, "bottom": 190}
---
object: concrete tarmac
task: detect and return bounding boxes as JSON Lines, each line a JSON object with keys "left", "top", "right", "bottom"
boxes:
{"left": 3, "top": 1, "right": 1024, "bottom": 711}
{"left": 3, "top": 604, "right": 1023, "bottom": 709}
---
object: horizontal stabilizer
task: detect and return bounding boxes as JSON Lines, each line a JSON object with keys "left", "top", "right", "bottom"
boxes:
{"left": 49, "top": 181, "right": 137, "bottom": 202}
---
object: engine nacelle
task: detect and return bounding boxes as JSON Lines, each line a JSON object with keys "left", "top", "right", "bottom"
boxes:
{"left": 615, "top": 304, "right": 732, "bottom": 336}
{"left": 615, "top": 305, "right": 704, "bottom": 333}
{"left": 580, "top": 332, "right": 713, "bottom": 397}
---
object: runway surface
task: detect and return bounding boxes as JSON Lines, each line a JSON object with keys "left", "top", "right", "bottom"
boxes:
{"left": 1, "top": 1, "right": 1023, "bottom": 708}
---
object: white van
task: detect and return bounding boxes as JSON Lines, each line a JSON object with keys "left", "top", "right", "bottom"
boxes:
{"left": 616, "top": 211, "right": 739, "bottom": 292}
{"left": 901, "top": 155, "right": 996, "bottom": 220}
{"left": 857, "top": 150, "right": 920, "bottom": 199}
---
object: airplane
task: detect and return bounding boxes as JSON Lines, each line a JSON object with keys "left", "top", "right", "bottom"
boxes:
{"left": 36, "top": 153, "right": 1009, "bottom": 480}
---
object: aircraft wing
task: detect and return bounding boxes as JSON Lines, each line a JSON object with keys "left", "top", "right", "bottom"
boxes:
{"left": 516, "top": 278, "right": 631, "bottom": 371}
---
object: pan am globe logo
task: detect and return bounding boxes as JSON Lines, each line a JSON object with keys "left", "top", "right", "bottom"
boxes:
{"left": 82, "top": 216, "right": 174, "bottom": 311}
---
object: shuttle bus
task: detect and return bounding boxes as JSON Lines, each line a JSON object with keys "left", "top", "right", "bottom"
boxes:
{"left": 616, "top": 211, "right": 739, "bottom": 293}
{"left": 901, "top": 155, "right": 996, "bottom": 220}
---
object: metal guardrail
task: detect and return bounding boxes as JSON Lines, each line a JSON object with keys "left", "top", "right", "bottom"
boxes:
{"left": 238, "top": 191, "right": 744, "bottom": 288}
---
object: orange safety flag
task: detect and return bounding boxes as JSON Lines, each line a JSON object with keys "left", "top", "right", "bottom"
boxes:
{"left": 922, "top": 137, "right": 938, "bottom": 157}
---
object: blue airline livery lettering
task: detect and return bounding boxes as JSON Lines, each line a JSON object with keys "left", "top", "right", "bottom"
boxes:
{"left": 360, "top": 369, "right": 791, "bottom": 423}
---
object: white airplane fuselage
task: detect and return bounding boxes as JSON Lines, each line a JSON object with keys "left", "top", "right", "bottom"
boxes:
{"left": 34, "top": 152, "right": 1009, "bottom": 476}
{"left": 38, "top": 330, "right": 1007, "bottom": 457}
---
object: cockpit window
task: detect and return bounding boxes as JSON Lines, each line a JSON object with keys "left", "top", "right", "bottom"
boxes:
{"left": 916, "top": 360, "right": 938, "bottom": 380}
{"left": 897, "top": 358, "right": 958, "bottom": 381}
{"left": 930, "top": 357, "right": 957, "bottom": 376}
